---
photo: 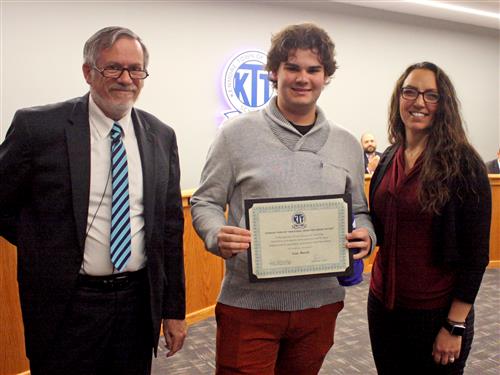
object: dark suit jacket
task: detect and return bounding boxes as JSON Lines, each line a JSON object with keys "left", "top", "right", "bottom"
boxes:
{"left": 364, "top": 151, "right": 382, "bottom": 173}
{"left": 0, "top": 94, "right": 185, "bottom": 361}
{"left": 486, "top": 159, "right": 500, "bottom": 174}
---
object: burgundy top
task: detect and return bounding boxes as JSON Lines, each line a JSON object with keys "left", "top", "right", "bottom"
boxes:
{"left": 370, "top": 146, "right": 455, "bottom": 310}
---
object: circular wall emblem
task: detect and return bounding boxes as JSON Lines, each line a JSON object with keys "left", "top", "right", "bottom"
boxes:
{"left": 223, "top": 50, "right": 274, "bottom": 115}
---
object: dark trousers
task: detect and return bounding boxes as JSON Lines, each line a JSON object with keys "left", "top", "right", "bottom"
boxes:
{"left": 367, "top": 292, "right": 474, "bottom": 375}
{"left": 30, "top": 270, "right": 152, "bottom": 375}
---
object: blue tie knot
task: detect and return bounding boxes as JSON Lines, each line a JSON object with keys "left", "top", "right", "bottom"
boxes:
{"left": 111, "top": 123, "right": 124, "bottom": 142}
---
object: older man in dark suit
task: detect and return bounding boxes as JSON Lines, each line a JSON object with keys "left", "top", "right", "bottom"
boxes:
{"left": 0, "top": 26, "right": 186, "bottom": 374}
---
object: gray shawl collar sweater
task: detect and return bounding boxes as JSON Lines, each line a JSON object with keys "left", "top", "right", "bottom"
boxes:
{"left": 191, "top": 97, "right": 374, "bottom": 311}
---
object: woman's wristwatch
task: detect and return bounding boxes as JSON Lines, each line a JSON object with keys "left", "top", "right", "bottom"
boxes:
{"left": 443, "top": 319, "right": 466, "bottom": 336}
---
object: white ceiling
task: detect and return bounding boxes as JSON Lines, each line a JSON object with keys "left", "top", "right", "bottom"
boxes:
{"left": 334, "top": 0, "right": 500, "bottom": 30}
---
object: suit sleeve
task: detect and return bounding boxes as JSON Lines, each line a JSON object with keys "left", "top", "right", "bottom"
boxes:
{"left": 0, "top": 111, "right": 33, "bottom": 245}
{"left": 162, "top": 131, "right": 186, "bottom": 319}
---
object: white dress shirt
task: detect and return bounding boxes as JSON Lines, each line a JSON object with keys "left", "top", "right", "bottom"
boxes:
{"left": 81, "top": 95, "right": 146, "bottom": 275}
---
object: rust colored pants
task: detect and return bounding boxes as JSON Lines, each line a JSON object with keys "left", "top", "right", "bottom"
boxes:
{"left": 215, "top": 301, "right": 344, "bottom": 375}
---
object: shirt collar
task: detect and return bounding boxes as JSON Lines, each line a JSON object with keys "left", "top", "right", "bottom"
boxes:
{"left": 88, "top": 94, "right": 133, "bottom": 139}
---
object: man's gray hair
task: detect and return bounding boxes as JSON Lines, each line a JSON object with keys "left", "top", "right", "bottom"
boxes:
{"left": 83, "top": 26, "right": 149, "bottom": 68}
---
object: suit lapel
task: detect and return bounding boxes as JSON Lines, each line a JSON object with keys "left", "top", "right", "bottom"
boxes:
{"left": 66, "top": 95, "right": 91, "bottom": 251}
{"left": 133, "top": 110, "right": 156, "bottom": 245}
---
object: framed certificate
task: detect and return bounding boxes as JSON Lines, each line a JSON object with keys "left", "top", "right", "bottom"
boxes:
{"left": 244, "top": 194, "right": 353, "bottom": 282}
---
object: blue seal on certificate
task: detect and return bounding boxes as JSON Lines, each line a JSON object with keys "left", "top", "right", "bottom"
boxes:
{"left": 292, "top": 212, "right": 306, "bottom": 229}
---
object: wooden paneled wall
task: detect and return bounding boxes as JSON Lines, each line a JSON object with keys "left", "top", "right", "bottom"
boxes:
{"left": 488, "top": 175, "right": 500, "bottom": 268}
{"left": 182, "top": 190, "right": 224, "bottom": 324}
{"left": 1, "top": 176, "right": 498, "bottom": 375}
{"left": 0, "top": 240, "right": 29, "bottom": 374}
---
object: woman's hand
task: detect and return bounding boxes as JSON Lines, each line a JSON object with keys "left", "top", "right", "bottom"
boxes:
{"left": 432, "top": 328, "right": 462, "bottom": 365}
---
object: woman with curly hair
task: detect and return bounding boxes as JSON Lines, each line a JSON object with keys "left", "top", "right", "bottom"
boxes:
{"left": 368, "top": 62, "right": 491, "bottom": 374}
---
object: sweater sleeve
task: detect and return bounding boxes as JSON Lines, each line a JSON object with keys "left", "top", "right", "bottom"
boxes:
{"left": 190, "top": 129, "right": 235, "bottom": 256}
{"left": 350, "top": 141, "right": 377, "bottom": 254}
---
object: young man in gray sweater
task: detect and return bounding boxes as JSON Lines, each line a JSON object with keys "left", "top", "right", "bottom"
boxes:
{"left": 191, "top": 23, "right": 375, "bottom": 375}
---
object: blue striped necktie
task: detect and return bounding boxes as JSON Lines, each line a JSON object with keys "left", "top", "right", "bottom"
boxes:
{"left": 110, "top": 123, "right": 131, "bottom": 272}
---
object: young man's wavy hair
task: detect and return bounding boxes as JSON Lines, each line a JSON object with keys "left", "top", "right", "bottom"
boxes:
{"left": 388, "top": 61, "right": 486, "bottom": 214}
{"left": 265, "top": 23, "right": 337, "bottom": 88}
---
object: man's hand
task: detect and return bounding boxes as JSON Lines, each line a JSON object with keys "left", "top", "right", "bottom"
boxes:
{"left": 367, "top": 155, "right": 380, "bottom": 174}
{"left": 217, "top": 226, "right": 251, "bottom": 259}
{"left": 163, "top": 319, "right": 187, "bottom": 357}
{"left": 346, "top": 227, "right": 372, "bottom": 259}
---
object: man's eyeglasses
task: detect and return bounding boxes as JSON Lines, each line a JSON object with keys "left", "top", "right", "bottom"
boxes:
{"left": 401, "top": 87, "right": 439, "bottom": 104}
{"left": 93, "top": 66, "right": 149, "bottom": 80}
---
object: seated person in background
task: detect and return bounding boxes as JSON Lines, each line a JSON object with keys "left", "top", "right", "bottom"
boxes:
{"left": 361, "top": 132, "right": 382, "bottom": 174}
{"left": 486, "top": 148, "right": 500, "bottom": 173}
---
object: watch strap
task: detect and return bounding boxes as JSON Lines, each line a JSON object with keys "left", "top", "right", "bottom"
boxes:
{"left": 443, "top": 320, "right": 466, "bottom": 336}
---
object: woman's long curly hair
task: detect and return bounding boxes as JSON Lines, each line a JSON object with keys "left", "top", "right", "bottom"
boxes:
{"left": 388, "top": 62, "right": 486, "bottom": 214}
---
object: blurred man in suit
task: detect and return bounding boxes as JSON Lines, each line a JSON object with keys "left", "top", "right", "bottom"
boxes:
{"left": 0, "top": 26, "right": 186, "bottom": 374}
{"left": 486, "top": 148, "right": 500, "bottom": 173}
{"left": 361, "top": 132, "right": 383, "bottom": 174}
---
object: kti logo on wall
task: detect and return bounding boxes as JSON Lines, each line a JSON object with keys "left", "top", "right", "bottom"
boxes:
{"left": 222, "top": 50, "right": 274, "bottom": 119}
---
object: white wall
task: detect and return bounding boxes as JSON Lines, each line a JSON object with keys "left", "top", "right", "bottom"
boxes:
{"left": 1, "top": 1, "right": 499, "bottom": 189}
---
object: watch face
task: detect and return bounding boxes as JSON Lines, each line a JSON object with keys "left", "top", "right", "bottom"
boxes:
{"left": 445, "top": 321, "right": 466, "bottom": 336}
{"left": 450, "top": 325, "right": 465, "bottom": 336}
